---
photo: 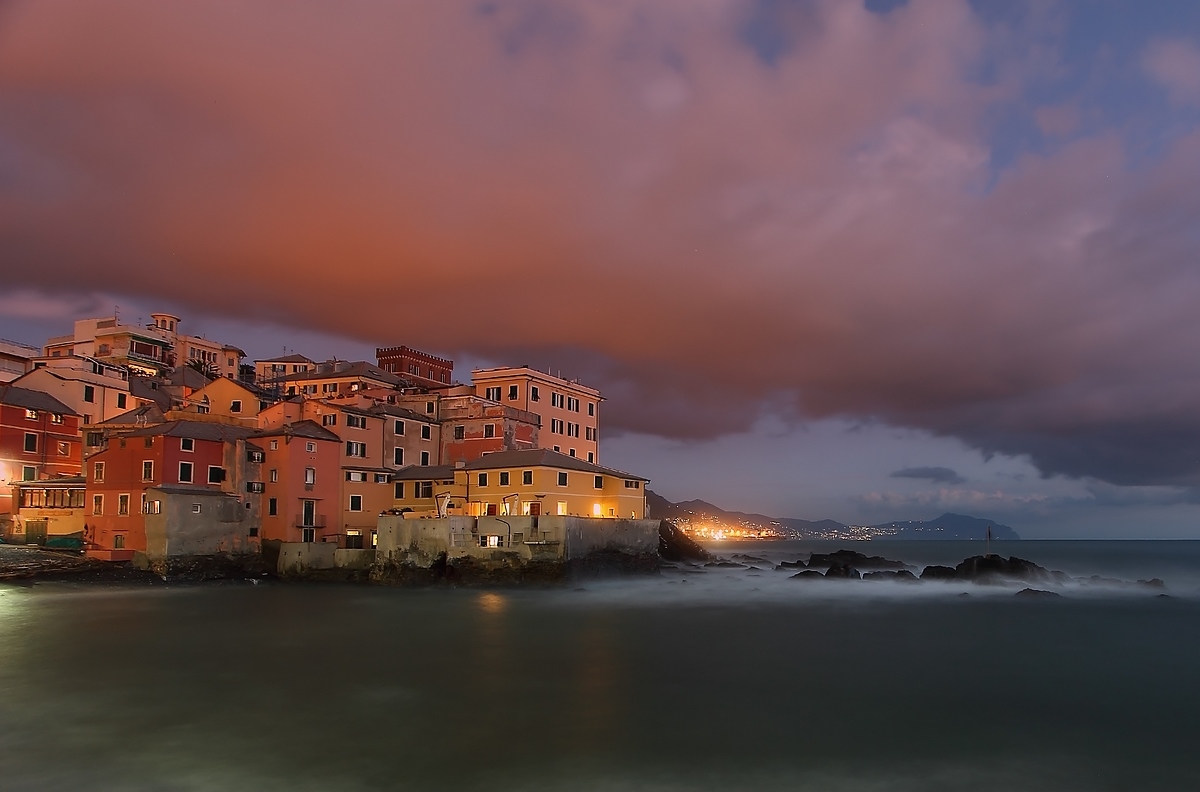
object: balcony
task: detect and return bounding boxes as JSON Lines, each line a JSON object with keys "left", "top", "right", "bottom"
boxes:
{"left": 294, "top": 516, "right": 328, "bottom": 528}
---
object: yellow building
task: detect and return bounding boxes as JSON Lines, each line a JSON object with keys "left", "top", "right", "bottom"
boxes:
{"left": 178, "top": 377, "right": 271, "bottom": 426}
{"left": 391, "top": 449, "right": 647, "bottom": 519}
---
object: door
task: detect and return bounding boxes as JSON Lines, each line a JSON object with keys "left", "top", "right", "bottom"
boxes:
{"left": 25, "top": 519, "right": 48, "bottom": 546}
{"left": 302, "top": 500, "right": 315, "bottom": 526}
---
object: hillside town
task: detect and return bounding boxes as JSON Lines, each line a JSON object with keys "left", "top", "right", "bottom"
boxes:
{"left": 0, "top": 311, "right": 652, "bottom": 571}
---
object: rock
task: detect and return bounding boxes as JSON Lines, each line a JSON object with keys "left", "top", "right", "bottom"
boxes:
{"left": 704, "top": 561, "right": 746, "bottom": 568}
{"left": 824, "top": 562, "right": 861, "bottom": 580}
{"left": 1138, "top": 578, "right": 1166, "bottom": 588}
{"left": 779, "top": 560, "right": 806, "bottom": 568}
{"left": 1015, "top": 588, "right": 1062, "bottom": 598}
{"left": 954, "top": 555, "right": 1062, "bottom": 582}
{"left": 743, "top": 566, "right": 762, "bottom": 571}
{"left": 921, "top": 565, "right": 958, "bottom": 580}
{"left": 863, "top": 569, "right": 918, "bottom": 582}
{"left": 658, "top": 520, "right": 711, "bottom": 563}
{"left": 731, "top": 554, "right": 767, "bottom": 563}
{"left": 807, "top": 549, "right": 907, "bottom": 570}
{"left": 790, "top": 570, "right": 825, "bottom": 580}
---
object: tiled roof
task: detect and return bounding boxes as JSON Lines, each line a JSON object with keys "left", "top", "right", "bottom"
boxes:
{"left": 465, "top": 449, "right": 648, "bottom": 481}
{"left": 255, "top": 353, "right": 313, "bottom": 364}
{"left": 253, "top": 420, "right": 341, "bottom": 443}
{"left": 263, "top": 361, "right": 403, "bottom": 386}
{"left": 0, "top": 384, "right": 76, "bottom": 415}
{"left": 124, "top": 420, "right": 258, "bottom": 442}
{"left": 97, "top": 403, "right": 166, "bottom": 425}
{"left": 392, "top": 464, "right": 456, "bottom": 481}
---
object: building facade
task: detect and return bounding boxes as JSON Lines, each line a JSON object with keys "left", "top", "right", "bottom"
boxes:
{"left": 255, "top": 421, "right": 341, "bottom": 545}
{"left": 0, "top": 385, "right": 82, "bottom": 514}
{"left": 376, "top": 345, "right": 453, "bottom": 387}
{"left": 471, "top": 367, "right": 602, "bottom": 463}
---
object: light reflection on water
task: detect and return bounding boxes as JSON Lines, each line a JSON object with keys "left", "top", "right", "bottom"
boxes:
{"left": 0, "top": 541, "right": 1198, "bottom": 791}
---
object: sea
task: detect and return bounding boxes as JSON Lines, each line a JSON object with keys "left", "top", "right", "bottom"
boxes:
{"left": 2, "top": 540, "right": 1199, "bottom": 791}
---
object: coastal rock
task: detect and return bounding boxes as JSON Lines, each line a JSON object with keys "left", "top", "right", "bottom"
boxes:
{"left": 790, "top": 570, "right": 825, "bottom": 580}
{"left": 863, "top": 569, "right": 918, "bottom": 582}
{"left": 779, "top": 560, "right": 806, "bottom": 568}
{"left": 1015, "top": 588, "right": 1062, "bottom": 599}
{"left": 1138, "top": 578, "right": 1166, "bottom": 588}
{"left": 807, "top": 549, "right": 907, "bottom": 571}
{"left": 920, "top": 565, "right": 958, "bottom": 580}
{"left": 954, "top": 555, "right": 1066, "bottom": 583}
{"left": 658, "top": 520, "right": 711, "bottom": 563}
{"left": 731, "top": 554, "right": 767, "bottom": 564}
{"left": 704, "top": 561, "right": 746, "bottom": 568}
{"left": 824, "top": 562, "right": 861, "bottom": 580}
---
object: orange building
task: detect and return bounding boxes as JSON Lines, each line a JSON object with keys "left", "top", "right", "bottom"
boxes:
{"left": 471, "top": 367, "right": 602, "bottom": 463}
{"left": 254, "top": 421, "right": 341, "bottom": 544}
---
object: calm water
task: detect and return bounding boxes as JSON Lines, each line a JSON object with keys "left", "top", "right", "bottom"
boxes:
{"left": 2, "top": 541, "right": 1199, "bottom": 791}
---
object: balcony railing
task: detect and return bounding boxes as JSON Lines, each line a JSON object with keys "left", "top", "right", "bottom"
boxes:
{"left": 294, "top": 516, "right": 328, "bottom": 528}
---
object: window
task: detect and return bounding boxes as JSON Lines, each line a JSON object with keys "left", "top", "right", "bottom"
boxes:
{"left": 192, "top": 503, "right": 202, "bottom": 514}
{"left": 553, "top": 445, "right": 560, "bottom": 452}
{"left": 453, "top": 425, "right": 465, "bottom": 440}
{"left": 393, "top": 447, "right": 404, "bottom": 466}
{"left": 484, "top": 424, "right": 495, "bottom": 439}
{"left": 485, "top": 386, "right": 502, "bottom": 401}
{"left": 425, "top": 401, "right": 434, "bottom": 414}
{"left": 595, "top": 475, "right": 604, "bottom": 489}
{"left": 394, "top": 482, "right": 405, "bottom": 499}
{"left": 56, "top": 442, "right": 69, "bottom": 456}
{"left": 179, "top": 461, "right": 194, "bottom": 483}
{"left": 416, "top": 481, "right": 433, "bottom": 498}
{"left": 531, "top": 386, "right": 540, "bottom": 401}
{"left": 143, "top": 498, "right": 162, "bottom": 515}
{"left": 420, "top": 451, "right": 430, "bottom": 466}
{"left": 24, "top": 433, "right": 37, "bottom": 453}
{"left": 322, "top": 414, "right": 338, "bottom": 426}
{"left": 523, "top": 471, "right": 533, "bottom": 485}
{"left": 306, "top": 442, "right": 316, "bottom": 452}
{"left": 499, "top": 471, "right": 509, "bottom": 486}
{"left": 557, "top": 501, "right": 568, "bottom": 516}
{"left": 116, "top": 392, "right": 127, "bottom": 409}
{"left": 568, "top": 397, "right": 579, "bottom": 412}
{"left": 588, "top": 402, "right": 595, "bottom": 416}
{"left": 375, "top": 473, "right": 389, "bottom": 484}
{"left": 551, "top": 393, "right": 562, "bottom": 408}
{"left": 588, "top": 452, "right": 594, "bottom": 463}
{"left": 247, "top": 482, "right": 265, "bottom": 493}
{"left": 24, "top": 408, "right": 38, "bottom": 420}
{"left": 113, "top": 534, "right": 125, "bottom": 549}
{"left": 83, "top": 385, "right": 95, "bottom": 403}
{"left": 92, "top": 494, "right": 103, "bottom": 515}
{"left": 371, "top": 530, "right": 378, "bottom": 548}
{"left": 86, "top": 432, "right": 103, "bottom": 447}
{"left": 267, "top": 497, "right": 278, "bottom": 516}
{"left": 208, "top": 466, "right": 226, "bottom": 484}
{"left": 118, "top": 494, "right": 130, "bottom": 515}
{"left": 347, "top": 471, "right": 367, "bottom": 482}
{"left": 551, "top": 419, "right": 563, "bottom": 434}
{"left": 569, "top": 449, "right": 576, "bottom": 457}
{"left": 349, "top": 494, "right": 363, "bottom": 512}
{"left": 346, "top": 441, "right": 367, "bottom": 457}
{"left": 270, "top": 469, "right": 278, "bottom": 482}
{"left": 394, "top": 419, "right": 405, "bottom": 435}
{"left": 270, "top": 439, "right": 279, "bottom": 450}
{"left": 93, "top": 461, "right": 106, "bottom": 482}
{"left": 624, "top": 480, "right": 641, "bottom": 489}
{"left": 586, "top": 427, "right": 595, "bottom": 441}
{"left": 557, "top": 472, "right": 568, "bottom": 486}
{"left": 181, "top": 437, "right": 194, "bottom": 452}
{"left": 345, "top": 530, "right": 364, "bottom": 549}
{"left": 301, "top": 527, "right": 315, "bottom": 542}
{"left": 478, "top": 473, "right": 488, "bottom": 487}
{"left": 479, "top": 535, "right": 502, "bottom": 548}
{"left": 347, "top": 414, "right": 367, "bottom": 429}
{"left": 305, "top": 467, "right": 315, "bottom": 485}
{"left": 230, "top": 400, "right": 242, "bottom": 414}
{"left": 142, "top": 461, "right": 154, "bottom": 481}
{"left": 421, "top": 424, "right": 431, "bottom": 440}
{"left": 508, "top": 385, "right": 518, "bottom": 400}
{"left": 50, "top": 413, "right": 63, "bottom": 425}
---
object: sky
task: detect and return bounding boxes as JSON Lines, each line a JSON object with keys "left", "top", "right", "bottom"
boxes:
{"left": 3, "top": 0, "right": 1200, "bottom": 537}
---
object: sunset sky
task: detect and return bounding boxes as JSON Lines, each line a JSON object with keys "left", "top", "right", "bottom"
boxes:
{"left": 4, "top": 0, "right": 1200, "bottom": 536}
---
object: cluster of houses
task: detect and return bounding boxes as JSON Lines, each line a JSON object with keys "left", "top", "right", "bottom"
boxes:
{"left": 0, "top": 311, "right": 649, "bottom": 564}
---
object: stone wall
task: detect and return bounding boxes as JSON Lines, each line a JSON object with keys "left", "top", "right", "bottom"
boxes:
{"left": 143, "top": 490, "right": 257, "bottom": 562}
{"left": 277, "top": 541, "right": 375, "bottom": 575}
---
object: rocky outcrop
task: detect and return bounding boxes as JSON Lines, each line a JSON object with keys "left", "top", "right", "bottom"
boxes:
{"left": 1015, "top": 588, "right": 1062, "bottom": 598}
{"left": 920, "top": 565, "right": 958, "bottom": 580}
{"left": 658, "top": 520, "right": 711, "bottom": 563}
{"left": 806, "top": 549, "right": 908, "bottom": 570}
{"left": 823, "top": 562, "right": 861, "bottom": 579}
{"left": 863, "top": 569, "right": 918, "bottom": 582}
{"left": 920, "top": 555, "right": 1066, "bottom": 583}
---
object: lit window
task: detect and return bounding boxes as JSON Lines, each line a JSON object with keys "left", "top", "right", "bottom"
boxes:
{"left": 557, "top": 501, "right": 568, "bottom": 516}
{"left": 593, "top": 503, "right": 602, "bottom": 517}
{"left": 305, "top": 467, "right": 315, "bottom": 485}
{"left": 347, "top": 470, "right": 367, "bottom": 482}
{"left": 192, "top": 503, "right": 202, "bottom": 514}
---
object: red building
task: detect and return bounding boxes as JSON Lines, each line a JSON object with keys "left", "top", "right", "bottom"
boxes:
{"left": 0, "top": 384, "right": 82, "bottom": 514}
{"left": 376, "top": 345, "right": 453, "bottom": 388}
{"left": 84, "top": 420, "right": 258, "bottom": 560}
{"left": 253, "top": 420, "right": 342, "bottom": 545}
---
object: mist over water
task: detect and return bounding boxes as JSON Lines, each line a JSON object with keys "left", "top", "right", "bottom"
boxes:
{"left": 2, "top": 541, "right": 1198, "bottom": 791}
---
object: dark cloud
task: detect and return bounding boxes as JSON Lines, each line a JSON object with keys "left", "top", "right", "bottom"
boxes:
{"left": 890, "top": 467, "right": 966, "bottom": 485}
{"left": 2, "top": 1, "right": 1200, "bottom": 488}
